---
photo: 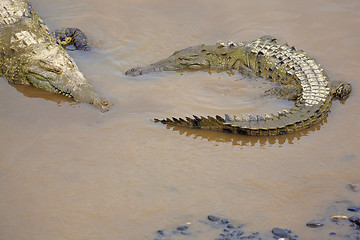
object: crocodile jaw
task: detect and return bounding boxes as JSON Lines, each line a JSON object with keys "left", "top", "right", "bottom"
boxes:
{"left": 23, "top": 43, "right": 110, "bottom": 111}
{"left": 0, "top": 12, "right": 110, "bottom": 111}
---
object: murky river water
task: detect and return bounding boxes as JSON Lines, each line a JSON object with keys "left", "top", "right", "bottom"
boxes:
{"left": 1, "top": 0, "right": 360, "bottom": 239}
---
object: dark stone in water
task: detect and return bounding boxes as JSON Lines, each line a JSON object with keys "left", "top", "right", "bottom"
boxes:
{"left": 349, "top": 216, "right": 360, "bottom": 227}
{"left": 232, "top": 230, "right": 244, "bottom": 236}
{"left": 272, "top": 227, "right": 290, "bottom": 238}
{"left": 156, "top": 229, "right": 164, "bottom": 235}
{"left": 172, "top": 225, "right": 191, "bottom": 236}
{"left": 220, "top": 218, "right": 229, "bottom": 224}
{"left": 152, "top": 211, "right": 360, "bottom": 240}
{"left": 349, "top": 216, "right": 360, "bottom": 222}
{"left": 227, "top": 223, "right": 235, "bottom": 229}
{"left": 150, "top": 210, "right": 360, "bottom": 240}
{"left": 208, "top": 215, "right": 221, "bottom": 222}
{"left": 306, "top": 220, "right": 324, "bottom": 228}
{"left": 348, "top": 205, "right": 360, "bottom": 212}
{"left": 272, "top": 227, "right": 296, "bottom": 239}
{"left": 176, "top": 225, "right": 188, "bottom": 231}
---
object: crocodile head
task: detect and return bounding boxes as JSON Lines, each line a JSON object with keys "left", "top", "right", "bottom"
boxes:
{"left": 329, "top": 81, "right": 352, "bottom": 100}
{"left": 24, "top": 44, "right": 110, "bottom": 111}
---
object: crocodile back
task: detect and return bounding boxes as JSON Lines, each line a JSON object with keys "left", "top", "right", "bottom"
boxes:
{"left": 242, "top": 36, "right": 330, "bottom": 107}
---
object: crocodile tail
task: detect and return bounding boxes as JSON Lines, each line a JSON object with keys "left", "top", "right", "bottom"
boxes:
{"left": 154, "top": 103, "right": 330, "bottom": 136}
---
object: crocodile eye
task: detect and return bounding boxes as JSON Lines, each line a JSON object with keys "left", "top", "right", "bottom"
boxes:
{"left": 39, "top": 59, "right": 62, "bottom": 74}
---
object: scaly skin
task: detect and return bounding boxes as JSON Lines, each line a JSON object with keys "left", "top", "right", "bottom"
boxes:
{"left": 126, "top": 36, "right": 352, "bottom": 135}
{"left": 0, "top": 0, "right": 110, "bottom": 111}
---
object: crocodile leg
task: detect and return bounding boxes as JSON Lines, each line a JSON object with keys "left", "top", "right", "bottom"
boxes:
{"left": 263, "top": 85, "right": 302, "bottom": 100}
{"left": 53, "top": 28, "right": 90, "bottom": 51}
{"left": 240, "top": 65, "right": 301, "bottom": 100}
{"left": 238, "top": 65, "right": 258, "bottom": 79}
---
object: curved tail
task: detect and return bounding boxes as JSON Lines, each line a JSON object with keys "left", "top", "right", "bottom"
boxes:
{"left": 154, "top": 101, "right": 330, "bottom": 136}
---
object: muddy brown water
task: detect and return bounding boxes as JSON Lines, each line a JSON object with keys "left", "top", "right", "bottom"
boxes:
{"left": 1, "top": 0, "right": 360, "bottom": 239}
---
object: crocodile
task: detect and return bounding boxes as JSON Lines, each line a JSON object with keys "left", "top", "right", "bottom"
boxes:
{"left": 0, "top": 0, "right": 110, "bottom": 111}
{"left": 126, "top": 36, "right": 352, "bottom": 136}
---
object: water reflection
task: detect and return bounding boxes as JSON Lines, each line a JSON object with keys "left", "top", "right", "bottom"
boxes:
{"left": 10, "top": 81, "right": 74, "bottom": 104}
{"left": 161, "top": 119, "right": 326, "bottom": 146}
{"left": 9, "top": 76, "right": 326, "bottom": 147}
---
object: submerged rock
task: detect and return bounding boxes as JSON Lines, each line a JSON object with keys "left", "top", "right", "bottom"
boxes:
{"left": 176, "top": 225, "right": 188, "bottom": 231}
{"left": 208, "top": 215, "right": 221, "bottom": 222}
{"left": 347, "top": 205, "right": 360, "bottom": 212}
{"left": 271, "top": 227, "right": 296, "bottom": 239}
{"left": 306, "top": 220, "right": 324, "bottom": 228}
{"left": 151, "top": 212, "right": 360, "bottom": 240}
{"left": 349, "top": 216, "right": 360, "bottom": 227}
